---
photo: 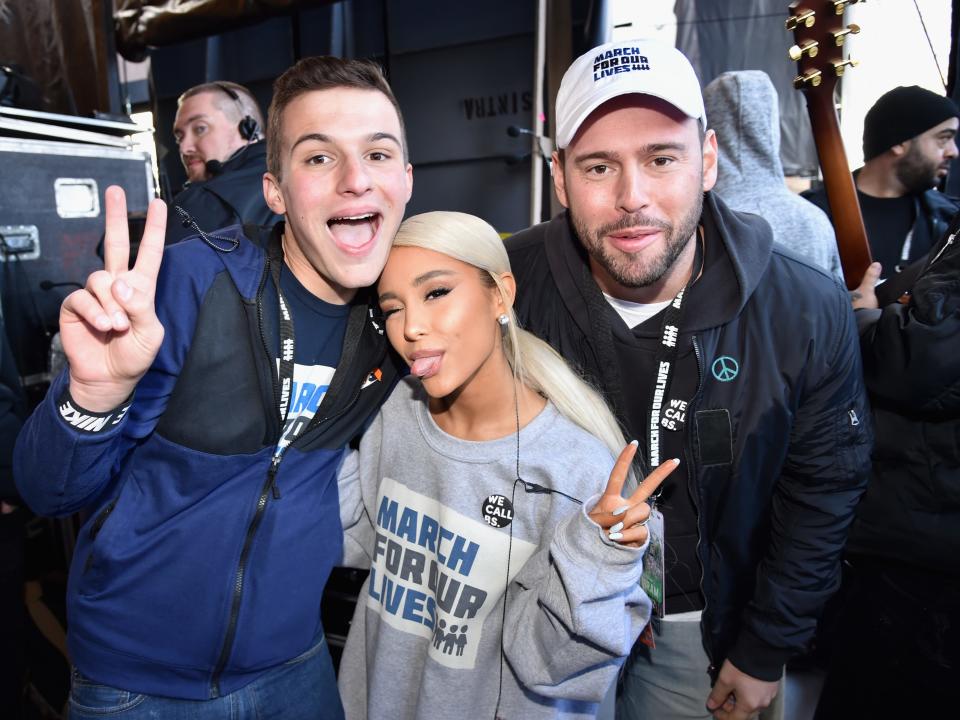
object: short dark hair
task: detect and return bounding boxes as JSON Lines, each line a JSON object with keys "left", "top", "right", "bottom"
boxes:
{"left": 266, "top": 56, "right": 407, "bottom": 178}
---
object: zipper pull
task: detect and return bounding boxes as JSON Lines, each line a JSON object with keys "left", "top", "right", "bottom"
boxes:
{"left": 268, "top": 455, "right": 282, "bottom": 500}
{"left": 848, "top": 409, "right": 860, "bottom": 427}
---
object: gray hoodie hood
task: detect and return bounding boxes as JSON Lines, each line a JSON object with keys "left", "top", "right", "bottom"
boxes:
{"left": 703, "top": 70, "right": 843, "bottom": 277}
{"left": 705, "top": 70, "right": 785, "bottom": 191}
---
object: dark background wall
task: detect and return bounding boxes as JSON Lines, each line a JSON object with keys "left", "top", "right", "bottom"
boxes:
{"left": 147, "top": 0, "right": 593, "bottom": 234}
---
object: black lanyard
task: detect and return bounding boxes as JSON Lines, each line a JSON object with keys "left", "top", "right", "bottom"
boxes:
{"left": 648, "top": 234, "right": 703, "bottom": 472}
{"left": 269, "top": 237, "right": 300, "bottom": 449}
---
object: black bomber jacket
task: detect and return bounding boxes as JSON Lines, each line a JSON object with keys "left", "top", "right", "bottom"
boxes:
{"left": 505, "top": 194, "right": 873, "bottom": 681}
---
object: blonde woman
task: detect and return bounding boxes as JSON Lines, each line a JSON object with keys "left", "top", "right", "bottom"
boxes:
{"left": 337, "top": 212, "right": 676, "bottom": 719}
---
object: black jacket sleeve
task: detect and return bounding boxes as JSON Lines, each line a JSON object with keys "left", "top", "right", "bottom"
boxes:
{"left": 729, "top": 287, "right": 873, "bottom": 680}
{"left": 860, "top": 221, "right": 960, "bottom": 415}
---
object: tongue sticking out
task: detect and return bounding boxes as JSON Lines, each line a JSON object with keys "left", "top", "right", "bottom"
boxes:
{"left": 410, "top": 355, "right": 441, "bottom": 378}
{"left": 328, "top": 216, "right": 377, "bottom": 249}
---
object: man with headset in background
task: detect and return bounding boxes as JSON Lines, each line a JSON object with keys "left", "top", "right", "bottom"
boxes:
{"left": 166, "top": 81, "right": 281, "bottom": 243}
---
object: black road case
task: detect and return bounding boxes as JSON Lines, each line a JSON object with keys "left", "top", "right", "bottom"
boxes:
{"left": 0, "top": 136, "right": 154, "bottom": 389}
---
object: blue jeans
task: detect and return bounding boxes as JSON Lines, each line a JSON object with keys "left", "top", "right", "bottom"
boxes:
{"left": 68, "top": 634, "right": 344, "bottom": 720}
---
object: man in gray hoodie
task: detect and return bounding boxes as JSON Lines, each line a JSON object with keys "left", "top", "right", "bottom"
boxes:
{"left": 703, "top": 70, "right": 842, "bottom": 278}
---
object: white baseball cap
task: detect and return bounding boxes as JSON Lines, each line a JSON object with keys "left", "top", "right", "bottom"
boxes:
{"left": 555, "top": 38, "right": 707, "bottom": 149}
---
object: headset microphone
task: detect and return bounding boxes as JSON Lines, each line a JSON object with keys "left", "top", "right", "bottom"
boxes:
{"left": 507, "top": 125, "right": 534, "bottom": 138}
{"left": 505, "top": 125, "right": 554, "bottom": 171}
{"left": 204, "top": 159, "right": 225, "bottom": 177}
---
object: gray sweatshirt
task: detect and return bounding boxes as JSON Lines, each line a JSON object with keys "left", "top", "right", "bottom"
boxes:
{"left": 337, "top": 376, "right": 652, "bottom": 720}
{"left": 703, "top": 69, "right": 844, "bottom": 278}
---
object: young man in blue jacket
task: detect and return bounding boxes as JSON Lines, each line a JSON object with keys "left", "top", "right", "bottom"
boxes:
{"left": 14, "top": 56, "right": 412, "bottom": 719}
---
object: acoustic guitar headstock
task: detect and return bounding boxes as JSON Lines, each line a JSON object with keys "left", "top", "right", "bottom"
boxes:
{"left": 787, "top": 1, "right": 861, "bottom": 100}
{"left": 786, "top": 0, "right": 873, "bottom": 289}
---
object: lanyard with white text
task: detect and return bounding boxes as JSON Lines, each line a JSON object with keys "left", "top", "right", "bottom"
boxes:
{"left": 270, "top": 240, "right": 299, "bottom": 449}
{"left": 647, "top": 235, "right": 703, "bottom": 485}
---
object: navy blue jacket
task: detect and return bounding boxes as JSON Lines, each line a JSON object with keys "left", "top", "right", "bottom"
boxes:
{"left": 505, "top": 194, "right": 873, "bottom": 681}
{"left": 166, "top": 141, "right": 281, "bottom": 244}
{"left": 14, "top": 223, "right": 401, "bottom": 699}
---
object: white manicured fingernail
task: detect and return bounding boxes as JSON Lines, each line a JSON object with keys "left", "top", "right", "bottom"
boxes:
{"left": 612, "top": 505, "right": 629, "bottom": 516}
{"left": 629, "top": 439, "right": 639, "bottom": 446}
{"left": 608, "top": 531, "right": 623, "bottom": 540}
{"left": 95, "top": 315, "right": 111, "bottom": 331}
{"left": 113, "top": 312, "right": 127, "bottom": 327}
{"left": 671, "top": 458, "right": 680, "bottom": 464}
{"left": 609, "top": 521, "right": 624, "bottom": 533}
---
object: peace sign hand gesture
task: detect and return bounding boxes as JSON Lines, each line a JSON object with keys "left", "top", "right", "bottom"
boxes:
{"left": 588, "top": 441, "right": 678, "bottom": 548}
{"left": 60, "top": 186, "right": 167, "bottom": 413}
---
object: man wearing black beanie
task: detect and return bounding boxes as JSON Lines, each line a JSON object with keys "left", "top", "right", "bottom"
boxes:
{"left": 805, "top": 85, "right": 959, "bottom": 279}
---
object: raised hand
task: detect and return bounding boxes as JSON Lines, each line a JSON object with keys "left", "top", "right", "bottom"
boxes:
{"left": 588, "top": 441, "right": 678, "bottom": 547}
{"left": 60, "top": 186, "right": 167, "bottom": 412}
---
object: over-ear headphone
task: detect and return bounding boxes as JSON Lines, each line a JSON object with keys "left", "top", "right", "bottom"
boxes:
{"left": 214, "top": 82, "right": 260, "bottom": 142}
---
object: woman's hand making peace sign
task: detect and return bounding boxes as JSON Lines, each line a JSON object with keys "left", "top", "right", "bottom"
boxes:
{"left": 588, "top": 441, "right": 678, "bottom": 547}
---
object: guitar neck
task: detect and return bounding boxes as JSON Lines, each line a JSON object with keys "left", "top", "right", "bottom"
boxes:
{"left": 789, "top": 0, "right": 872, "bottom": 289}
{"left": 805, "top": 93, "right": 872, "bottom": 288}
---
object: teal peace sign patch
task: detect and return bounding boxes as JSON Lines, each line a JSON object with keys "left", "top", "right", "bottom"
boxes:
{"left": 711, "top": 356, "right": 739, "bottom": 382}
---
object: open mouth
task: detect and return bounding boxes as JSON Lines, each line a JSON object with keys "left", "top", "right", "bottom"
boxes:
{"left": 328, "top": 212, "right": 382, "bottom": 254}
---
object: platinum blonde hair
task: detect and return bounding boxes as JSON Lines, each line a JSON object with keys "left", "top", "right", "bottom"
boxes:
{"left": 392, "top": 211, "right": 631, "bottom": 466}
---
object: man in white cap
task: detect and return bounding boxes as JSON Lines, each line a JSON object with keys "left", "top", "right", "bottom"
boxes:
{"left": 506, "top": 39, "right": 872, "bottom": 719}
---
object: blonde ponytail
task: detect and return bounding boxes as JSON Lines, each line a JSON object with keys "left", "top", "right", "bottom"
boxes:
{"left": 392, "top": 212, "right": 630, "bottom": 465}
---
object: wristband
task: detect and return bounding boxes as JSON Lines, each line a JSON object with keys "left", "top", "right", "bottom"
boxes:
{"left": 58, "top": 389, "right": 133, "bottom": 434}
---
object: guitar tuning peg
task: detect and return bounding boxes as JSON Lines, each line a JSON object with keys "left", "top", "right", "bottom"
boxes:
{"left": 832, "top": 58, "right": 859, "bottom": 77}
{"left": 832, "top": 0, "right": 862, "bottom": 14}
{"left": 785, "top": 9, "right": 816, "bottom": 30}
{"left": 832, "top": 24, "right": 861, "bottom": 46}
{"left": 793, "top": 69, "right": 823, "bottom": 89}
{"left": 789, "top": 40, "right": 820, "bottom": 61}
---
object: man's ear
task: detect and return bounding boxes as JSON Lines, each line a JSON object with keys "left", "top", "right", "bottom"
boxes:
{"left": 702, "top": 128, "right": 718, "bottom": 192}
{"left": 552, "top": 150, "right": 570, "bottom": 208}
{"left": 890, "top": 140, "right": 911, "bottom": 158}
{"left": 263, "top": 172, "right": 286, "bottom": 215}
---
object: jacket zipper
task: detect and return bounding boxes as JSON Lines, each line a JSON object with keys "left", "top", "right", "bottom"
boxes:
{"left": 209, "top": 257, "right": 369, "bottom": 696}
{"left": 210, "top": 257, "right": 278, "bottom": 697}
{"left": 689, "top": 335, "right": 716, "bottom": 672}
{"left": 210, "top": 457, "right": 279, "bottom": 696}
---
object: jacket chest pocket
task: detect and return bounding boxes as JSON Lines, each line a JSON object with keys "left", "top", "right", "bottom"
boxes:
{"left": 695, "top": 409, "right": 733, "bottom": 466}
{"left": 81, "top": 498, "right": 118, "bottom": 576}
